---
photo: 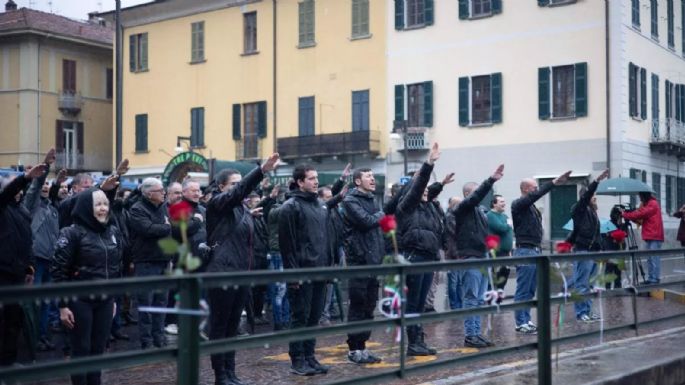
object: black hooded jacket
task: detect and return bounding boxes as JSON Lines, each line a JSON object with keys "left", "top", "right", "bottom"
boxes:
{"left": 449, "top": 177, "right": 496, "bottom": 258}
{"left": 279, "top": 190, "right": 329, "bottom": 269}
{"left": 341, "top": 188, "right": 384, "bottom": 266}
{"left": 569, "top": 180, "right": 601, "bottom": 251}
{"left": 51, "top": 188, "right": 123, "bottom": 286}
{"left": 205, "top": 166, "right": 264, "bottom": 272}
{"left": 0, "top": 174, "right": 34, "bottom": 280}
{"left": 128, "top": 195, "right": 172, "bottom": 264}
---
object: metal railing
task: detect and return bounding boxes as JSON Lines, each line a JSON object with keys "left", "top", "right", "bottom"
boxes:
{"left": 651, "top": 117, "right": 685, "bottom": 144}
{"left": 0, "top": 248, "right": 684, "bottom": 385}
{"left": 277, "top": 130, "right": 380, "bottom": 159}
{"left": 58, "top": 91, "right": 83, "bottom": 115}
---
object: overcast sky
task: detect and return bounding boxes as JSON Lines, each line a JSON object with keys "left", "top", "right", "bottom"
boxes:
{"left": 13, "top": 0, "right": 151, "bottom": 20}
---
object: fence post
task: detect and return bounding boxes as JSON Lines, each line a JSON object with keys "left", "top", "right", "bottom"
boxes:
{"left": 177, "top": 277, "right": 201, "bottom": 385}
{"left": 399, "top": 266, "right": 407, "bottom": 379}
{"left": 536, "top": 256, "right": 552, "bottom": 385}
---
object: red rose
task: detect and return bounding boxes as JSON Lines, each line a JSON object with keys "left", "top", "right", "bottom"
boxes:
{"left": 609, "top": 229, "right": 627, "bottom": 244}
{"left": 169, "top": 200, "right": 193, "bottom": 222}
{"left": 485, "top": 234, "right": 501, "bottom": 251}
{"left": 555, "top": 241, "right": 573, "bottom": 254}
{"left": 379, "top": 215, "right": 397, "bottom": 233}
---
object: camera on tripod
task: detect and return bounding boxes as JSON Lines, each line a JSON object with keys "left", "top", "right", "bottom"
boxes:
{"left": 613, "top": 203, "right": 635, "bottom": 212}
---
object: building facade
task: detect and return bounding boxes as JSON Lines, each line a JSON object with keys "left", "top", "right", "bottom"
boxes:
{"left": 0, "top": 1, "right": 113, "bottom": 172}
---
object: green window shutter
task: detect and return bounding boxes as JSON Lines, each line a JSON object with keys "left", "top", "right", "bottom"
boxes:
{"left": 667, "top": 0, "right": 674, "bottom": 48}
{"left": 538, "top": 67, "right": 550, "bottom": 120}
{"left": 538, "top": 0, "right": 550, "bottom": 6}
{"left": 459, "top": 76, "right": 469, "bottom": 126}
{"left": 492, "top": 0, "right": 502, "bottom": 14}
{"left": 458, "top": 0, "right": 469, "bottom": 19}
{"left": 666, "top": 175, "right": 673, "bottom": 213}
{"left": 676, "top": 84, "right": 682, "bottom": 122}
{"left": 653, "top": 172, "right": 661, "bottom": 205}
{"left": 232, "top": 104, "right": 241, "bottom": 140}
{"left": 257, "top": 101, "right": 267, "bottom": 138}
{"left": 423, "top": 81, "right": 433, "bottom": 127}
{"left": 629, "top": 63, "right": 636, "bottom": 117}
{"left": 652, "top": 73, "right": 659, "bottom": 121}
{"left": 424, "top": 0, "right": 434, "bottom": 25}
{"left": 574, "top": 62, "right": 587, "bottom": 117}
{"left": 140, "top": 33, "right": 148, "bottom": 70}
{"left": 394, "top": 84, "right": 404, "bottom": 121}
{"left": 666, "top": 80, "right": 672, "bottom": 119}
{"left": 681, "top": 84, "right": 685, "bottom": 123}
{"left": 135, "top": 114, "right": 148, "bottom": 152}
{"left": 640, "top": 68, "right": 647, "bottom": 120}
{"left": 352, "top": 0, "right": 360, "bottom": 36}
{"left": 682, "top": 0, "right": 685, "bottom": 56}
{"left": 129, "top": 35, "right": 136, "bottom": 71}
{"left": 491, "top": 73, "right": 502, "bottom": 123}
{"left": 394, "top": 0, "right": 404, "bottom": 30}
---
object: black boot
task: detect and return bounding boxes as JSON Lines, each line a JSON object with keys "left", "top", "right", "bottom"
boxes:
{"left": 290, "top": 357, "right": 316, "bottom": 376}
{"left": 418, "top": 332, "right": 437, "bottom": 355}
{"left": 226, "top": 370, "right": 246, "bottom": 385}
{"left": 214, "top": 370, "right": 230, "bottom": 385}
{"left": 305, "top": 356, "right": 330, "bottom": 374}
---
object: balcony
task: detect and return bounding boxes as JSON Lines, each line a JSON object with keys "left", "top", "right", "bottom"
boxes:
{"left": 397, "top": 132, "right": 430, "bottom": 154}
{"left": 234, "top": 135, "right": 263, "bottom": 161}
{"left": 58, "top": 91, "right": 83, "bottom": 115}
{"left": 277, "top": 130, "right": 380, "bottom": 160}
{"left": 650, "top": 118, "right": 685, "bottom": 159}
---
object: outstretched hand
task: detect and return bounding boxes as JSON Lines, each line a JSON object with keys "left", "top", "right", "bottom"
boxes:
{"left": 26, "top": 164, "right": 47, "bottom": 179}
{"left": 595, "top": 169, "right": 610, "bottom": 183}
{"left": 43, "top": 148, "right": 56, "bottom": 165}
{"left": 269, "top": 184, "right": 281, "bottom": 199}
{"left": 491, "top": 164, "right": 505, "bottom": 181}
{"left": 341, "top": 163, "right": 352, "bottom": 179}
{"left": 56, "top": 168, "right": 68, "bottom": 184}
{"left": 441, "top": 173, "right": 455, "bottom": 186}
{"left": 554, "top": 170, "right": 572, "bottom": 185}
{"left": 100, "top": 174, "right": 120, "bottom": 191}
{"left": 261, "top": 153, "right": 280, "bottom": 173}
{"left": 427, "top": 143, "right": 440, "bottom": 165}
{"left": 116, "top": 159, "right": 130, "bottom": 176}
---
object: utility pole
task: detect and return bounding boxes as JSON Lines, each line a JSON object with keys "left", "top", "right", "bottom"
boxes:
{"left": 115, "top": 0, "right": 123, "bottom": 168}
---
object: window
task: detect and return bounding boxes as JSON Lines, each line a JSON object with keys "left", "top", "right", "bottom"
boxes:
{"left": 232, "top": 102, "right": 267, "bottom": 143}
{"left": 652, "top": 73, "right": 659, "bottom": 124}
{"left": 666, "top": 175, "right": 676, "bottom": 213}
{"left": 678, "top": 177, "right": 685, "bottom": 211}
{"left": 191, "top": 21, "right": 205, "bottom": 62}
{"left": 629, "top": 63, "right": 647, "bottom": 120}
{"left": 351, "top": 0, "right": 369, "bottom": 38}
{"left": 459, "top": 0, "right": 502, "bottom": 19}
{"left": 129, "top": 33, "right": 148, "bottom": 72}
{"left": 244, "top": 12, "right": 257, "bottom": 53}
{"left": 651, "top": 0, "right": 658, "bottom": 39}
{"left": 394, "top": 82, "right": 433, "bottom": 127}
{"left": 459, "top": 73, "right": 502, "bottom": 126}
{"left": 106, "top": 68, "right": 113, "bottom": 99}
{"left": 62, "top": 59, "right": 76, "bottom": 93}
{"left": 682, "top": 0, "right": 685, "bottom": 56}
{"left": 352, "top": 90, "right": 369, "bottom": 131}
{"left": 240, "top": 103, "right": 263, "bottom": 159}
{"left": 667, "top": 0, "right": 674, "bottom": 48}
{"left": 298, "top": 0, "right": 315, "bottom": 46}
{"left": 671, "top": 82, "right": 685, "bottom": 123}
{"left": 55, "top": 120, "right": 83, "bottom": 169}
{"left": 190, "top": 107, "right": 204, "bottom": 147}
{"left": 629, "top": 168, "right": 648, "bottom": 207}
{"left": 298, "top": 96, "right": 315, "bottom": 136}
{"left": 653, "top": 172, "right": 661, "bottom": 207}
{"left": 665, "top": 80, "right": 674, "bottom": 121}
{"left": 135, "top": 114, "right": 148, "bottom": 152}
{"left": 632, "top": 0, "right": 640, "bottom": 28}
{"left": 538, "top": 63, "right": 587, "bottom": 120}
{"left": 538, "top": 0, "right": 577, "bottom": 6}
{"left": 395, "top": 0, "right": 433, "bottom": 30}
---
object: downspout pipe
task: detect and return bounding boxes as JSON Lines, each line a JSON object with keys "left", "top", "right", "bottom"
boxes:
{"left": 272, "top": 0, "right": 277, "bottom": 153}
{"left": 605, "top": 0, "right": 611, "bottom": 176}
{"left": 115, "top": 0, "right": 123, "bottom": 168}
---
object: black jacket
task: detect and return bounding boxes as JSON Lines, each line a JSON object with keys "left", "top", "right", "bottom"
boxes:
{"left": 279, "top": 190, "right": 329, "bottom": 269}
{"left": 449, "top": 177, "right": 495, "bottom": 258}
{"left": 569, "top": 181, "right": 601, "bottom": 251}
{"left": 51, "top": 188, "right": 123, "bottom": 288}
{"left": 341, "top": 188, "right": 385, "bottom": 266}
{"left": 396, "top": 162, "right": 443, "bottom": 260}
{"left": 0, "top": 174, "right": 34, "bottom": 280}
{"left": 206, "top": 167, "right": 264, "bottom": 272}
{"left": 511, "top": 181, "right": 554, "bottom": 248}
{"left": 128, "top": 197, "right": 172, "bottom": 263}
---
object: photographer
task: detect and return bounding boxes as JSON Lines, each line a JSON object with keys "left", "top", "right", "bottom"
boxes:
{"left": 621, "top": 192, "right": 664, "bottom": 284}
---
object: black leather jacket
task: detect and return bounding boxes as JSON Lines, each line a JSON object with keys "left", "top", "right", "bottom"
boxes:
{"left": 449, "top": 177, "right": 495, "bottom": 258}
{"left": 511, "top": 181, "right": 554, "bottom": 248}
{"left": 341, "top": 188, "right": 385, "bottom": 266}
{"left": 569, "top": 181, "right": 601, "bottom": 251}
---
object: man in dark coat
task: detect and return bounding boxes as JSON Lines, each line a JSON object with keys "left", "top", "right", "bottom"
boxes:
{"left": 206, "top": 153, "right": 279, "bottom": 385}
{"left": 279, "top": 164, "right": 331, "bottom": 376}
{"left": 341, "top": 167, "right": 385, "bottom": 364}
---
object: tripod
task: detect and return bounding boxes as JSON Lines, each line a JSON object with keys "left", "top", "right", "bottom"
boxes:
{"left": 624, "top": 221, "right": 646, "bottom": 286}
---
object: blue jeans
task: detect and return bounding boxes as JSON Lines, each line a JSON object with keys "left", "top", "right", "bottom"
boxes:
{"left": 34, "top": 258, "right": 58, "bottom": 337}
{"left": 405, "top": 254, "right": 434, "bottom": 343}
{"left": 514, "top": 247, "right": 539, "bottom": 327}
{"left": 572, "top": 249, "right": 596, "bottom": 318}
{"left": 645, "top": 240, "right": 662, "bottom": 283}
{"left": 447, "top": 270, "right": 463, "bottom": 309}
{"left": 460, "top": 267, "right": 485, "bottom": 337}
{"left": 267, "top": 253, "right": 290, "bottom": 328}
{"left": 135, "top": 262, "right": 168, "bottom": 348}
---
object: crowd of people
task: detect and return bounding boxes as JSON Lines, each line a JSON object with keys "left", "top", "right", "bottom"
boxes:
{"left": 0, "top": 144, "right": 668, "bottom": 385}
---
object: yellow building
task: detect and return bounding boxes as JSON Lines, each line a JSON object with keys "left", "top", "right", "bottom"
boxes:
{"left": 0, "top": 1, "right": 113, "bottom": 172}
{"left": 96, "top": 0, "right": 386, "bottom": 183}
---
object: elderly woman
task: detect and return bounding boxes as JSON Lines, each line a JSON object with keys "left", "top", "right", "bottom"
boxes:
{"left": 52, "top": 188, "right": 123, "bottom": 385}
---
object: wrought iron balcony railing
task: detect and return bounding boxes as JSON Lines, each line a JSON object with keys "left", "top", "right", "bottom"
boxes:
{"left": 650, "top": 118, "right": 685, "bottom": 159}
{"left": 277, "top": 130, "right": 380, "bottom": 160}
{"left": 58, "top": 91, "right": 83, "bottom": 115}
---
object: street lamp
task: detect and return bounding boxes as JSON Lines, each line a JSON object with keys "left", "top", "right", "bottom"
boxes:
{"left": 393, "top": 119, "right": 408, "bottom": 176}
{"left": 176, "top": 136, "right": 192, "bottom": 152}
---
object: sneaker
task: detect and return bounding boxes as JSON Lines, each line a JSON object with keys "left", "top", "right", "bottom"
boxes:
{"left": 362, "top": 349, "right": 382, "bottom": 363}
{"left": 578, "top": 314, "right": 599, "bottom": 323}
{"left": 407, "top": 343, "right": 432, "bottom": 356}
{"left": 477, "top": 335, "right": 495, "bottom": 347}
{"left": 290, "top": 358, "right": 317, "bottom": 376}
{"left": 515, "top": 324, "right": 538, "bottom": 334}
{"left": 589, "top": 313, "right": 602, "bottom": 321}
{"left": 348, "top": 350, "right": 373, "bottom": 364}
{"left": 464, "top": 335, "right": 488, "bottom": 348}
{"left": 526, "top": 321, "right": 537, "bottom": 331}
{"left": 305, "top": 356, "right": 330, "bottom": 374}
{"left": 164, "top": 324, "right": 178, "bottom": 335}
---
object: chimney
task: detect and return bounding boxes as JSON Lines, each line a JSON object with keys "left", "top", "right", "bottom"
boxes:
{"left": 5, "top": 0, "right": 17, "bottom": 11}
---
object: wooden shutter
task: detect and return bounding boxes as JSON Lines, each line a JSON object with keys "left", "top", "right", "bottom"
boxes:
{"left": 491, "top": 73, "right": 502, "bottom": 123}
{"left": 55, "top": 120, "right": 64, "bottom": 151}
{"left": 394, "top": 0, "right": 404, "bottom": 30}
{"left": 574, "top": 62, "right": 587, "bottom": 117}
{"left": 352, "top": 0, "right": 360, "bottom": 36}
{"left": 458, "top": 77, "right": 469, "bottom": 126}
{"left": 257, "top": 101, "right": 267, "bottom": 138}
{"left": 458, "top": 0, "right": 469, "bottom": 19}
{"left": 76, "top": 122, "right": 84, "bottom": 155}
{"left": 135, "top": 114, "right": 148, "bottom": 152}
{"left": 424, "top": 0, "right": 434, "bottom": 25}
{"left": 668, "top": 0, "right": 674, "bottom": 47}
{"left": 629, "top": 63, "right": 636, "bottom": 117}
{"left": 665, "top": 80, "right": 672, "bottom": 119}
{"left": 652, "top": 73, "right": 659, "bottom": 121}
{"left": 140, "top": 33, "right": 148, "bottom": 70}
{"left": 129, "top": 35, "right": 136, "bottom": 71}
{"left": 538, "top": 0, "right": 550, "bottom": 6}
{"left": 666, "top": 175, "right": 673, "bottom": 213}
{"left": 423, "top": 81, "right": 433, "bottom": 127}
{"left": 232, "top": 104, "right": 242, "bottom": 140}
{"left": 538, "top": 67, "right": 550, "bottom": 120}
{"left": 681, "top": 84, "right": 685, "bottom": 123}
{"left": 62, "top": 59, "right": 75, "bottom": 92}
{"left": 492, "top": 0, "right": 502, "bottom": 14}
{"left": 394, "top": 84, "right": 404, "bottom": 121}
{"left": 640, "top": 68, "right": 647, "bottom": 120}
